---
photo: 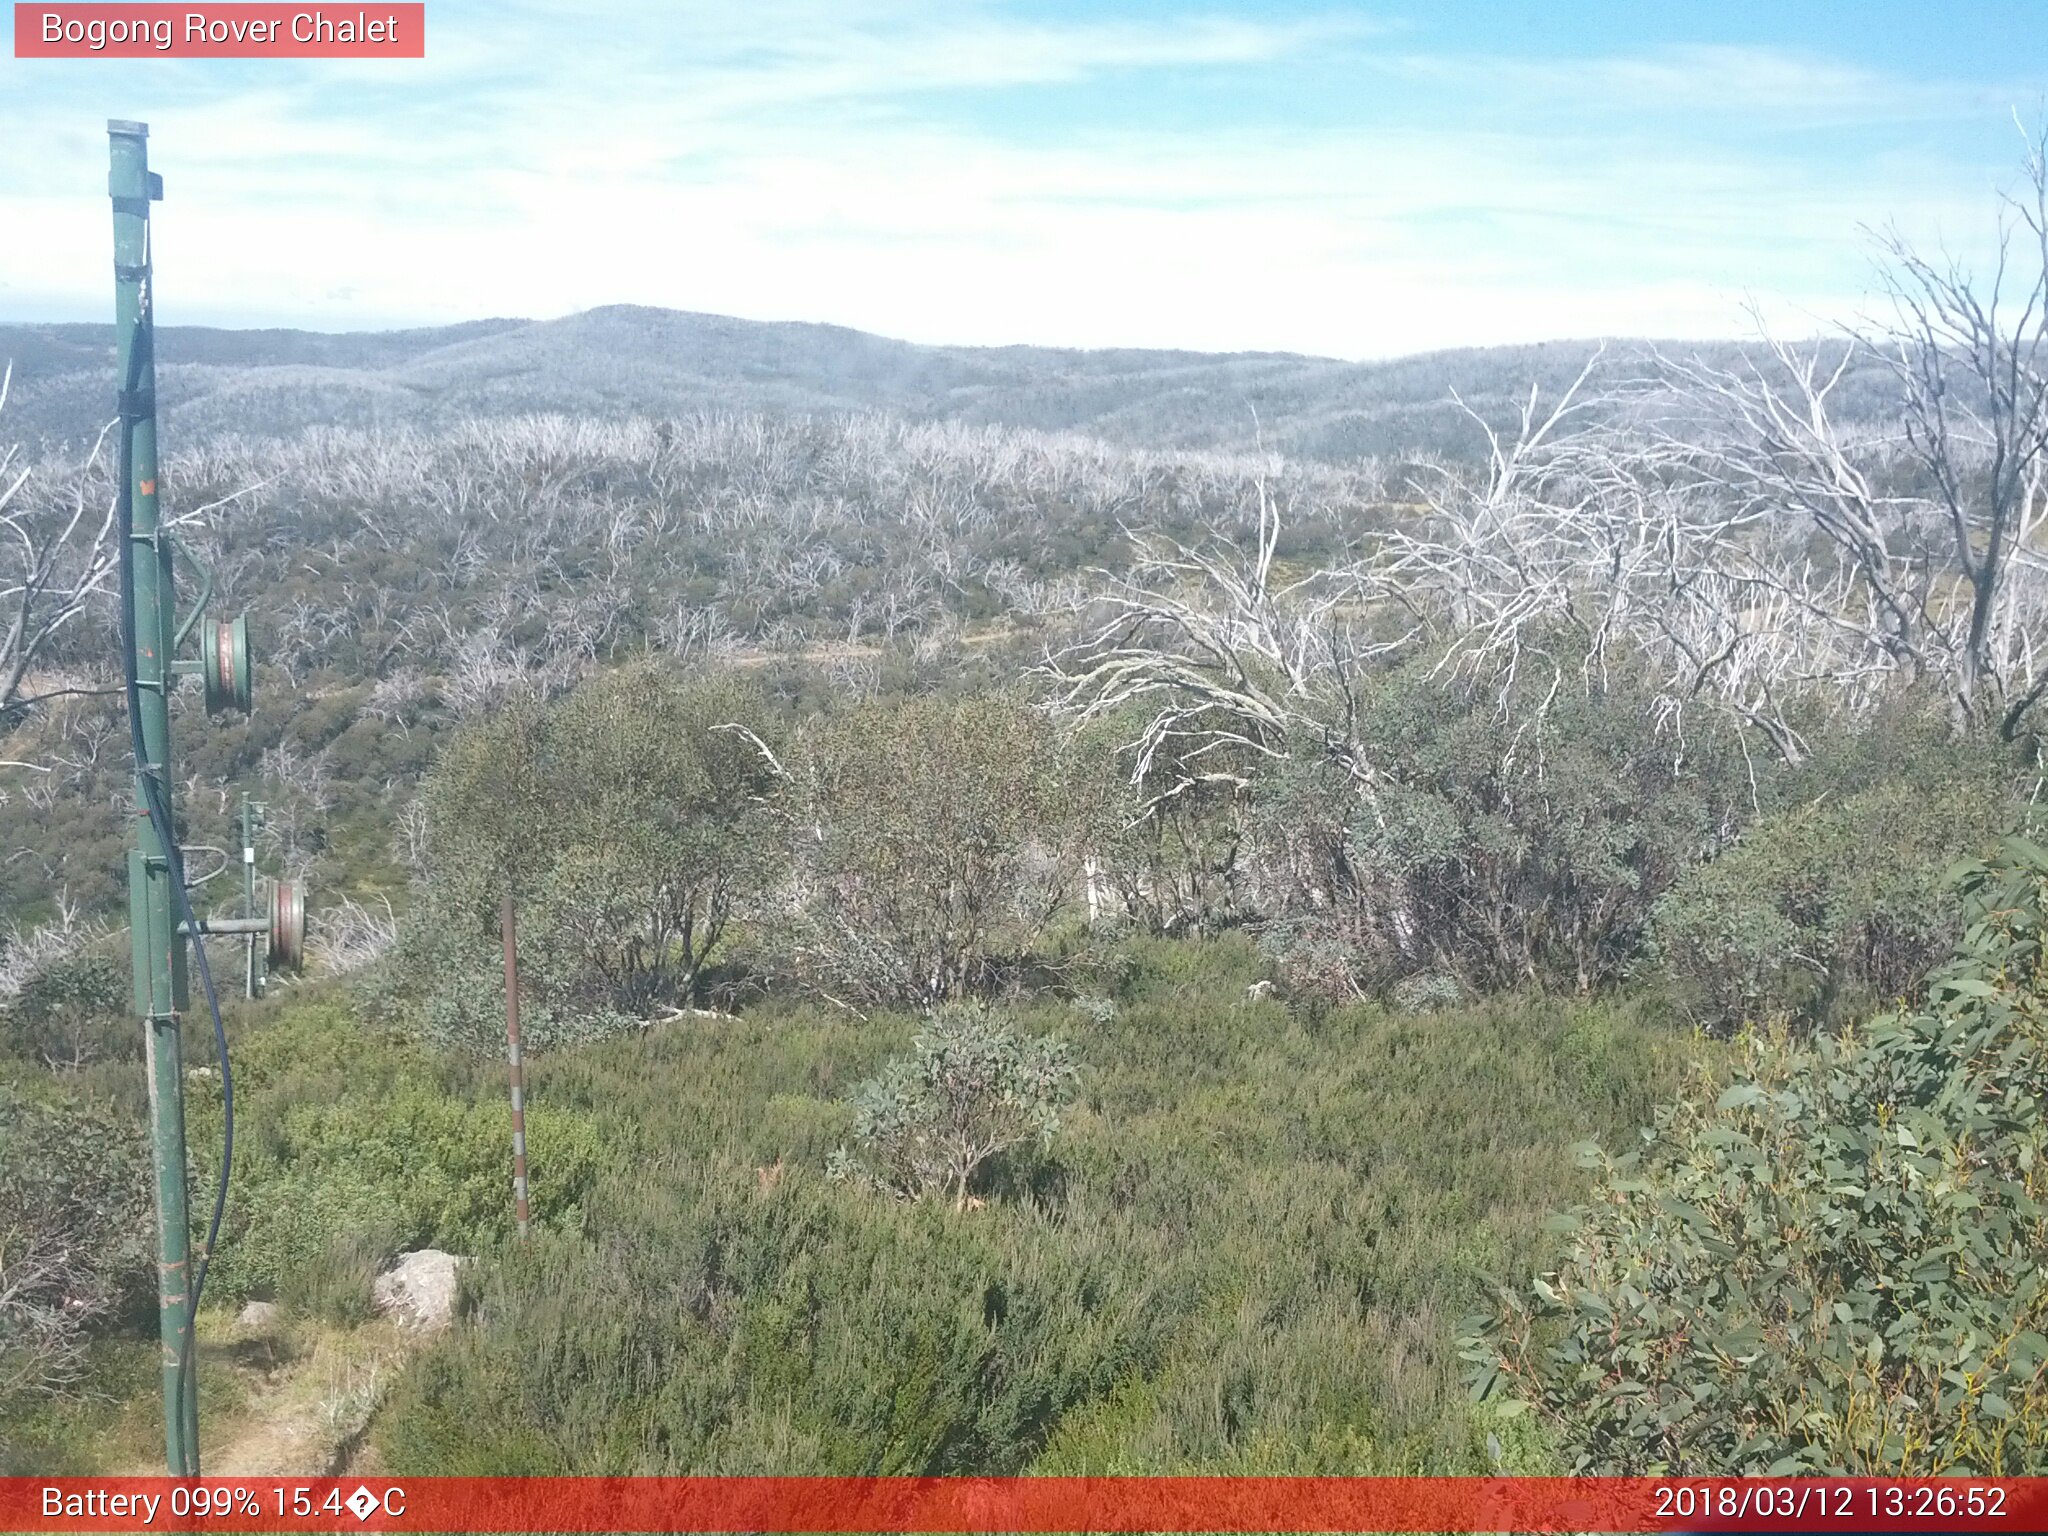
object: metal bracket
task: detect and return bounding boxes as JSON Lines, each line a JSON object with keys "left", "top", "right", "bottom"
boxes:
{"left": 170, "top": 535, "right": 213, "bottom": 653}
{"left": 176, "top": 878, "right": 305, "bottom": 972}
{"left": 178, "top": 845, "right": 230, "bottom": 886}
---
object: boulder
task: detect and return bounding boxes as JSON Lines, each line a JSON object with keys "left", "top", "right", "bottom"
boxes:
{"left": 236, "top": 1300, "right": 280, "bottom": 1330}
{"left": 372, "top": 1249, "right": 467, "bottom": 1333}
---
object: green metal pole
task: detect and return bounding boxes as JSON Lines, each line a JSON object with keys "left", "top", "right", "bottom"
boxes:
{"left": 110, "top": 118, "right": 199, "bottom": 1479}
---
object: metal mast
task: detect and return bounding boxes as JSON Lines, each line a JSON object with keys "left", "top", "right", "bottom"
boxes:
{"left": 109, "top": 117, "right": 200, "bottom": 1479}
{"left": 110, "top": 118, "right": 305, "bottom": 1478}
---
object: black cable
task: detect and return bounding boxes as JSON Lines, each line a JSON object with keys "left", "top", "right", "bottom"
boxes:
{"left": 117, "top": 307, "right": 233, "bottom": 1477}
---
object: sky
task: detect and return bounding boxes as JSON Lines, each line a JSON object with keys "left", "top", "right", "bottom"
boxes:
{"left": 2, "top": 0, "right": 2045, "bottom": 358}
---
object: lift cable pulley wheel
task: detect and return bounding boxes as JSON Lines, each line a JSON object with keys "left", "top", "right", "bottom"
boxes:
{"left": 267, "top": 877, "right": 306, "bottom": 973}
{"left": 203, "top": 612, "right": 253, "bottom": 714}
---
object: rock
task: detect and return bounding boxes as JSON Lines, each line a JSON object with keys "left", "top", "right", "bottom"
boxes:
{"left": 372, "top": 1249, "right": 468, "bottom": 1334}
{"left": 236, "top": 1300, "right": 280, "bottom": 1330}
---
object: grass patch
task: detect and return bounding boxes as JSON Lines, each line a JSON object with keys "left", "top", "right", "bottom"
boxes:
{"left": 366, "top": 941, "right": 1706, "bottom": 1473}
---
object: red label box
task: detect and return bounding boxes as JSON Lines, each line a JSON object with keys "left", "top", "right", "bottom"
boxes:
{"left": 5, "top": 1476, "right": 2048, "bottom": 1533}
{"left": 14, "top": 3, "right": 424, "bottom": 57}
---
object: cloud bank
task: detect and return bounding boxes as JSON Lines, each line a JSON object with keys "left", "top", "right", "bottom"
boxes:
{"left": 2, "top": 2, "right": 2042, "bottom": 355}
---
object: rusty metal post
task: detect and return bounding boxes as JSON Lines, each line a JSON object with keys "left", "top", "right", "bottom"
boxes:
{"left": 501, "top": 892, "right": 530, "bottom": 1239}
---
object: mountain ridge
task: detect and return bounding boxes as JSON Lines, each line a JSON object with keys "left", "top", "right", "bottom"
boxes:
{"left": 0, "top": 304, "right": 1816, "bottom": 461}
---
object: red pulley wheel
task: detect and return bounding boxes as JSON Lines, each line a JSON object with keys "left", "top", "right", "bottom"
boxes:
{"left": 267, "top": 878, "right": 305, "bottom": 972}
{"left": 202, "top": 613, "right": 253, "bottom": 714}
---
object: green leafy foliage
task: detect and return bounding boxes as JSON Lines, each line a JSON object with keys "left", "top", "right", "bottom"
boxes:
{"left": 373, "top": 939, "right": 1697, "bottom": 1475}
{"left": 0, "top": 1079, "right": 152, "bottom": 1401}
{"left": 1083, "top": 706, "right": 1253, "bottom": 937}
{"left": 1248, "top": 663, "right": 1760, "bottom": 998}
{"left": 828, "top": 1005, "right": 1077, "bottom": 1208}
{"left": 372, "top": 665, "right": 786, "bottom": 1049}
{"left": 188, "top": 999, "right": 606, "bottom": 1310}
{"left": 777, "top": 693, "right": 1111, "bottom": 1004}
{"left": 1646, "top": 723, "right": 2015, "bottom": 1031}
{"left": 1469, "top": 837, "right": 2048, "bottom": 1473}
{"left": 0, "top": 948, "right": 130, "bottom": 1070}
{"left": 9, "top": 297, "right": 2044, "bottom": 1482}
{"left": 379, "top": 1174, "right": 1173, "bottom": 1476}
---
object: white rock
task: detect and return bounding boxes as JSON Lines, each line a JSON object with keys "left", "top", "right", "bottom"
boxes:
{"left": 371, "top": 1249, "right": 468, "bottom": 1334}
{"left": 236, "top": 1300, "right": 280, "bottom": 1330}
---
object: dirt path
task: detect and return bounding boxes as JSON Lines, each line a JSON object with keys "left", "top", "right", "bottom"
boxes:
{"left": 118, "top": 1316, "right": 422, "bottom": 1477}
{"left": 213, "top": 1318, "right": 419, "bottom": 1477}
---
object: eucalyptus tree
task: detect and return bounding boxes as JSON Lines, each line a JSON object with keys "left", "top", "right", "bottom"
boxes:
{"left": 389, "top": 664, "right": 787, "bottom": 1049}
{"left": 781, "top": 692, "right": 1110, "bottom": 1006}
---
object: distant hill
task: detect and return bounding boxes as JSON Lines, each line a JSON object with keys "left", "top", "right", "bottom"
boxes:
{"left": 0, "top": 305, "right": 1867, "bottom": 462}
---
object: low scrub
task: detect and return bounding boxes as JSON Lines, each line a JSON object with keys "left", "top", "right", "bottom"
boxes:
{"left": 0, "top": 1081, "right": 151, "bottom": 1403}
{"left": 373, "top": 939, "right": 1698, "bottom": 1474}
{"left": 1472, "top": 837, "right": 2048, "bottom": 1473}
{"left": 188, "top": 999, "right": 607, "bottom": 1310}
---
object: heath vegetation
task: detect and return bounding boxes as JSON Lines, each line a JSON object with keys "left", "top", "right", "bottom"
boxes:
{"left": 5, "top": 128, "right": 2048, "bottom": 1476}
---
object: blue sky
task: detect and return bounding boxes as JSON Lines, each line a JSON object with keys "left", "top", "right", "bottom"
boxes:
{"left": 3, "top": 0, "right": 2044, "bottom": 356}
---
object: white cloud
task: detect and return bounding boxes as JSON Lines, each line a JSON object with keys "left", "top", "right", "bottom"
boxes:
{"left": 1389, "top": 42, "right": 2021, "bottom": 125}
{"left": 0, "top": 9, "right": 2038, "bottom": 354}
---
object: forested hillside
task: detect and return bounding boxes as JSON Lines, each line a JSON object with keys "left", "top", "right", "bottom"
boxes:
{"left": 0, "top": 307, "right": 1902, "bottom": 461}
{"left": 6, "top": 140, "right": 2048, "bottom": 1476}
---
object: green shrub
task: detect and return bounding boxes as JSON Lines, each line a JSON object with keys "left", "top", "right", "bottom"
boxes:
{"left": 1, "top": 947, "right": 131, "bottom": 1070}
{"left": 1082, "top": 706, "right": 1252, "bottom": 937}
{"left": 827, "top": 1005, "right": 1076, "bottom": 1208}
{"left": 1243, "top": 661, "right": 1760, "bottom": 997}
{"left": 1470, "top": 836, "right": 2048, "bottom": 1474}
{"left": 0, "top": 1080, "right": 152, "bottom": 1400}
{"left": 277, "top": 1223, "right": 404, "bottom": 1327}
{"left": 375, "top": 940, "right": 1698, "bottom": 1476}
{"left": 379, "top": 664, "right": 787, "bottom": 1047}
{"left": 359, "top": 895, "right": 643, "bottom": 1058}
{"left": 1390, "top": 972, "right": 1463, "bottom": 1014}
{"left": 378, "top": 1169, "right": 1176, "bottom": 1475}
{"left": 1646, "top": 776, "right": 2011, "bottom": 1031}
{"left": 189, "top": 1000, "right": 607, "bottom": 1308}
{"left": 778, "top": 693, "right": 1111, "bottom": 1004}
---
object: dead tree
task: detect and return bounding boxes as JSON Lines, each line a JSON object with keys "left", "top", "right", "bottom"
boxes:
{"left": 1876, "top": 119, "right": 2048, "bottom": 735}
{"left": 1, "top": 369, "right": 120, "bottom": 743}
{"left": 1046, "top": 471, "right": 1399, "bottom": 810}
{"left": 1649, "top": 122, "right": 2048, "bottom": 740}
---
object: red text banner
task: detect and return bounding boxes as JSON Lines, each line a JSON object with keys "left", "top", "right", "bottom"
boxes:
{"left": 6, "top": 1476, "right": 2048, "bottom": 1533}
{"left": 14, "top": 5, "right": 424, "bottom": 57}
